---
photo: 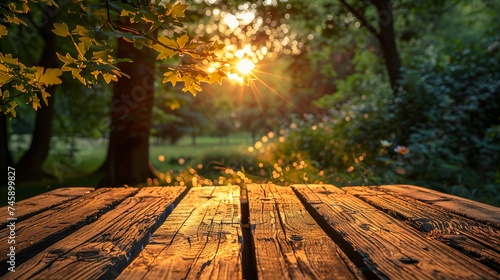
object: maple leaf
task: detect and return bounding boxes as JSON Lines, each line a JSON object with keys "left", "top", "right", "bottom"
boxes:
{"left": 52, "top": 22, "right": 70, "bottom": 37}
{"left": 7, "top": 101, "right": 17, "bottom": 117}
{"left": 31, "top": 94, "right": 41, "bottom": 110}
{"left": 102, "top": 73, "right": 118, "bottom": 84}
{"left": 170, "top": 3, "right": 189, "bottom": 19}
{"left": 209, "top": 71, "right": 224, "bottom": 85}
{"left": 0, "top": 25, "right": 7, "bottom": 38}
{"left": 163, "top": 71, "right": 178, "bottom": 86}
{"left": 158, "top": 37, "right": 178, "bottom": 49}
{"left": 152, "top": 44, "right": 177, "bottom": 60}
{"left": 177, "top": 34, "right": 189, "bottom": 49}
{"left": 41, "top": 89, "right": 51, "bottom": 105}
{"left": 37, "top": 67, "right": 63, "bottom": 86}
{"left": 181, "top": 75, "right": 201, "bottom": 95}
{"left": 56, "top": 53, "right": 77, "bottom": 71}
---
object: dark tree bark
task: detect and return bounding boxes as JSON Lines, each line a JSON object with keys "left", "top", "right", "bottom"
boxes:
{"left": 371, "top": 0, "right": 401, "bottom": 92}
{"left": 339, "top": 0, "right": 402, "bottom": 93}
{"left": 99, "top": 36, "right": 157, "bottom": 186}
{"left": 15, "top": 6, "right": 58, "bottom": 180}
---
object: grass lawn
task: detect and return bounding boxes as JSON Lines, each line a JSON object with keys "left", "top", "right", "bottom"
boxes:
{"left": 2, "top": 133, "right": 252, "bottom": 205}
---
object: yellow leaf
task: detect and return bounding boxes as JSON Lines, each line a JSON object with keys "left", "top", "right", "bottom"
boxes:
{"left": 37, "top": 67, "right": 63, "bottom": 86}
{"left": 181, "top": 75, "right": 201, "bottom": 95}
{"left": 152, "top": 44, "right": 177, "bottom": 60}
{"left": 177, "top": 34, "right": 189, "bottom": 49}
{"left": 41, "top": 89, "right": 51, "bottom": 106}
{"left": 211, "top": 40, "right": 225, "bottom": 51}
{"left": 73, "top": 25, "right": 90, "bottom": 36}
{"left": 31, "top": 95, "right": 41, "bottom": 110}
{"left": 184, "top": 51, "right": 201, "bottom": 59}
{"left": 76, "top": 40, "right": 90, "bottom": 58}
{"left": 170, "top": 3, "right": 189, "bottom": 19}
{"left": 45, "top": 0, "right": 58, "bottom": 7}
{"left": 158, "top": 37, "right": 178, "bottom": 49}
{"left": 0, "top": 53, "right": 19, "bottom": 65}
{"left": 70, "top": 68, "right": 86, "bottom": 84}
{"left": 120, "top": 9, "right": 136, "bottom": 17}
{"left": 102, "top": 73, "right": 118, "bottom": 84}
{"left": 5, "top": 15, "right": 27, "bottom": 26}
{"left": 93, "top": 49, "right": 111, "bottom": 60}
{"left": 162, "top": 71, "right": 178, "bottom": 86}
{"left": 8, "top": 101, "right": 17, "bottom": 117}
{"left": 52, "top": 22, "right": 70, "bottom": 37}
{"left": 209, "top": 71, "right": 223, "bottom": 85}
{"left": 0, "top": 73, "right": 11, "bottom": 86}
{"left": 0, "top": 25, "right": 7, "bottom": 38}
{"left": 57, "top": 53, "right": 77, "bottom": 71}
{"left": 8, "top": 2, "right": 29, "bottom": 13}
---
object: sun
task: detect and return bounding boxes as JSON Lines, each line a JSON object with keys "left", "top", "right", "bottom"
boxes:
{"left": 236, "top": 58, "right": 255, "bottom": 75}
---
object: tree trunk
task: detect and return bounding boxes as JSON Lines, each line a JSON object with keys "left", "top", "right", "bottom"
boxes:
{"left": 15, "top": 6, "right": 58, "bottom": 180}
{"left": 372, "top": 0, "right": 402, "bottom": 93}
{"left": 99, "top": 36, "right": 157, "bottom": 187}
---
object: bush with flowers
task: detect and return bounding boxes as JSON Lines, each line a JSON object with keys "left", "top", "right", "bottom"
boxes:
{"left": 146, "top": 36, "right": 499, "bottom": 206}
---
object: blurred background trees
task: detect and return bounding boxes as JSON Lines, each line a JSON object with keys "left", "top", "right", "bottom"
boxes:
{"left": 2, "top": 0, "right": 499, "bottom": 205}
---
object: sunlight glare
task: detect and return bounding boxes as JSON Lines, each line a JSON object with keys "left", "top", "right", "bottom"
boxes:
{"left": 223, "top": 13, "right": 239, "bottom": 30}
{"left": 237, "top": 58, "right": 255, "bottom": 75}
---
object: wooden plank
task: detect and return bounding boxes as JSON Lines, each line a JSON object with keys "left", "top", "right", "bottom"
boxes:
{"left": 345, "top": 186, "right": 500, "bottom": 271}
{"left": 380, "top": 185, "right": 500, "bottom": 227}
{"left": 0, "top": 187, "right": 94, "bottom": 227}
{"left": 293, "top": 184, "right": 499, "bottom": 279}
{"left": 9, "top": 187, "right": 186, "bottom": 280}
{"left": 247, "top": 184, "right": 363, "bottom": 280}
{"left": 118, "top": 186, "right": 242, "bottom": 280}
{"left": 0, "top": 187, "right": 137, "bottom": 273}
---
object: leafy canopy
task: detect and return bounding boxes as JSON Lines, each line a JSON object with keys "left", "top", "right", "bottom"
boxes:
{"left": 0, "top": 0, "right": 230, "bottom": 118}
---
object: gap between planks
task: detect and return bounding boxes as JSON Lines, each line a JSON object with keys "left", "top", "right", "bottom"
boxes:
{"left": 118, "top": 185, "right": 242, "bottom": 280}
{"left": 246, "top": 183, "right": 364, "bottom": 280}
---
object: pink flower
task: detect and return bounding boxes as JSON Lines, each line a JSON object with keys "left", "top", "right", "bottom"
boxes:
{"left": 394, "top": 145, "right": 410, "bottom": 155}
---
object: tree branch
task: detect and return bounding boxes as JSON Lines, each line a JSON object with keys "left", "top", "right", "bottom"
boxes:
{"left": 100, "top": 0, "right": 112, "bottom": 30}
{"left": 338, "top": 0, "right": 380, "bottom": 39}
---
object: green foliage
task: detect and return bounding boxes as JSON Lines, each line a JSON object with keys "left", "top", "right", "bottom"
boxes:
{"left": 393, "top": 39, "right": 500, "bottom": 202}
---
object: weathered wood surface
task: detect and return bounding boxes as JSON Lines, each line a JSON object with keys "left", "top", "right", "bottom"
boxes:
{"left": 8, "top": 187, "right": 186, "bottom": 280}
{"left": 118, "top": 185, "right": 242, "bottom": 280}
{"left": 247, "top": 184, "right": 363, "bottom": 280}
{"left": 380, "top": 185, "right": 500, "bottom": 227}
{"left": 293, "top": 184, "right": 499, "bottom": 279}
{"left": 2, "top": 184, "right": 499, "bottom": 279}
{"left": 0, "top": 187, "right": 94, "bottom": 227}
{"left": 344, "top": 186, "right": 500, "bottom": 271}
{"left": 0, "top": 187, "right": 137, "bottom": 273}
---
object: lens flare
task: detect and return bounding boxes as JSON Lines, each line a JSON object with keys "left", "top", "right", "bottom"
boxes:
{"left": 237, "top": 58, "right": 255, "bottom": 75}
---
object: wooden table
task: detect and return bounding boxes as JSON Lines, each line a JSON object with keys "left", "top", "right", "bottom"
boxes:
{"left": 1, "top": 184, "right": 498, "bottom": 279}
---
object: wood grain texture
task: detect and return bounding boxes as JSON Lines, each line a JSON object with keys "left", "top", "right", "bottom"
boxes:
{"left": 380, "top": 185, "right": 500, "bottom": 227}
{"left": 118, "top": 186, "right": 242, "bottom": 280}
{"left": 0, "top": 187, "right": 137, "bottom": 274}
{"left": 247, "top": 184, "right": 363, "bottom": 280}
{"left": 344, "top": 186, "right": 500, "bottom": 271}
{"left": 0, "top": 187, "right": 94, "bottom": 227}
{"left": 293, "top": 184, "right": 499, "bottom": 280}
{"left": 8, "top": 187, "right": 186, "bottom": 280}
